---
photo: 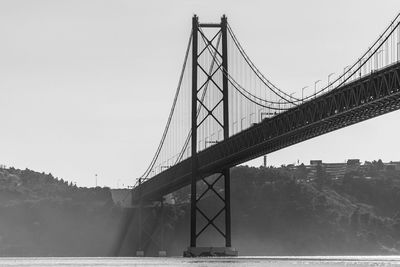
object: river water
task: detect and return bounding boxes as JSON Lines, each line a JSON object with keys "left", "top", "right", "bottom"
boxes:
{"left": 1, "top": 256, "right": 400, "bottom": 266}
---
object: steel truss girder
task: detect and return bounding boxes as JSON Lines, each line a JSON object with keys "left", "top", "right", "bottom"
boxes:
{"left": 132, "top": 62, "right": 400, "bottom": 202}
{"left": 198, "top": 64, "right": 400, "bottom": 171}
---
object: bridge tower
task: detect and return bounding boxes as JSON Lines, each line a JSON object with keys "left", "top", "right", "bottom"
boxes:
{"left": 184, "top": 15, "right": 238, "bottom": 257}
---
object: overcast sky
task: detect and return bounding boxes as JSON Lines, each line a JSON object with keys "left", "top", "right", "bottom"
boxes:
{"left": 1, "top": 0, "right": 400, "bottom": 187}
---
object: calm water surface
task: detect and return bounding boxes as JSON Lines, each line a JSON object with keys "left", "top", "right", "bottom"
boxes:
{"left": 1, "top": 256, "right": 400, "bottom": 266}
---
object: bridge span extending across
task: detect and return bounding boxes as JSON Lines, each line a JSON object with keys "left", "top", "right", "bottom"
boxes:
{"left": 128, "top": 13, "right": 400, "bottom": 257}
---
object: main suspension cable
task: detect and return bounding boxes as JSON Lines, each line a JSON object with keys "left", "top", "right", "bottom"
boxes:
{"left": 295, "top": 11, "right": 400, "bottom": 101}
{"left": 198, "top": 26, "right": 294, "bottom": 109}
{"left": 227, "top": 24, "right": 301, "bottom": 104}
{"left": 139, "top": 31, "right": 193, "bottom": 180}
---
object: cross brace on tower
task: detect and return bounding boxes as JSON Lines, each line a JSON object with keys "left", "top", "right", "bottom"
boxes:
{"left": 184, "top": 14, "right": 238, "bottom": 257}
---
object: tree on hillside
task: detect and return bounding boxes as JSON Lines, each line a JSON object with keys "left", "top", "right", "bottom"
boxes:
{"left": 315, "top": 164, "right": 330, "bottom": 187}
{"left": 350, "top": 208, "right": 360, "bottom": 232}
{"left": 295, "top": 163, "right": 308, "bottom": 181}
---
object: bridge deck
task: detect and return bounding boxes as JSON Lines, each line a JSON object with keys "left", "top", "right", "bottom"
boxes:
{"left": 133, "top": 62, "right": 400, "bottom": 202}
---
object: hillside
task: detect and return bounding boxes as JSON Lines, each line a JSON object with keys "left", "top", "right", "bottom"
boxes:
{"left": 1, "top": 164, "right": 400, "bottom": 256}
{"left": 131, "top": 165, "right": 400, "bottom": 256}
{"left": 0, "top": 167, "right": 122, "bottom": 256}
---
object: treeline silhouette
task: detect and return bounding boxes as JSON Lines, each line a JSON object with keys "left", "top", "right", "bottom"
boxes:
{"left": 0, "top": 167, "right": 122, "bottom": 256}
{"left": 1, "top": 162, "right": 400, "bottom": 256}
{"left": 158, "top": 163, "right": 400, "bottom": 255}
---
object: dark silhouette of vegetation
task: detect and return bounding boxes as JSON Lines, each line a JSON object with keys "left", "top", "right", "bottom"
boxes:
{"left": 1, "top": 162, "right": 400, "bottom": 256}
{"left": 0, "top": 167, "right": 121, "bottom": 256}
{"left": 164, "top": 164, "right": 400, "bottom": 255}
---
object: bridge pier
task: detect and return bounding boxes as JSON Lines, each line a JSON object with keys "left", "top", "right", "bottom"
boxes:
{"left": 133, "top": 198, "right": 168, "bottom": 257}
{"left": 184, "top": 246, "right": 238, "bottom": 257}
{"left": 184, "top": 14, "right": 237, "bottom": 257}
{"left": 135, "top": 179, "right": 144, "bottom": 257}
{"left": 158, "top": 197, "right": 167, "bottom": 257}
{"left": 133, "top": 180, "right": 167, "bottom": 257}
{"left": 183, "top": 169, "right": 237, "bottom": 257}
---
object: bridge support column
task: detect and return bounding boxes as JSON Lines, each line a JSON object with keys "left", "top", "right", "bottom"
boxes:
{"left": 184, "top": 14, "right": 237, "bottom": 257}
{"left": 135, "top": 179, "right": 144, "bottom": 257}
{"left": 223, "top": 168, "right": 231, "bottom": 248}
{"left": 133, "top": 194, "right": 167, "bottom": 257}
{"left": 184, "top": 170, "right": 237, "bottom": 257}
{"left": 189, "top": 14, "right": 199, "bottom": 251}
{"left": 158, "top": 197, "right": 167, "bottom": 257}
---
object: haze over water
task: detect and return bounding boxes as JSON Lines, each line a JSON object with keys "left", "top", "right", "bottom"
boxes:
{"left": 1, "top": 256, "right": 400, "bottom": 267}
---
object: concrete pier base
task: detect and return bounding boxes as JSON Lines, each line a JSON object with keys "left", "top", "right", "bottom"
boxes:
{"left": 183, "top": 247, "right": 238, "bottom": 257}
{"left": 135, "top": 250, "right": 144, "bottom": 257}
{"left": 158, "top": 250, "right": 167, "bottom": 257}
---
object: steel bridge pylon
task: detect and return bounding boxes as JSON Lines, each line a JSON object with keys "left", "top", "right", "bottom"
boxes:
{"left": 184, "top": 14, "right": 238, "bottom": 257}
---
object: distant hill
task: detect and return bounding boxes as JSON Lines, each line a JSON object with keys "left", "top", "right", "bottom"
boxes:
{"left": 0, "top": 167, "right": 113, "bottom": 203}
{"left": 0, "top": 167, "right": 122, "bottom": 256}
{"left": 127, "top": 164, "right": 400, "bottom": 256}
{"left": 1, "top": 164, "right": 400, "bottom": 256}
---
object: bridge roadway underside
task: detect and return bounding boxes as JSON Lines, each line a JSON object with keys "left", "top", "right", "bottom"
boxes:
{"left": 133, "top": 62, "right": 400, "bottom": 202}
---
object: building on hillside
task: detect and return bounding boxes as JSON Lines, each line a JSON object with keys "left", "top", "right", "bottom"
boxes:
{"left": 310, "top": 160, "right": 322, "bottom": 166}
{"left": 323, "top": 162, "right": 348, "bottom": 179}
{"left": 304, "top": 159, "right": 360, "bottom": 180}
{"left": 290, "top": 159, "right": 398, "bottom": 182}
{"left": 347, "top": 159, "right": 361, "bottom": 172}
{"left": 385, "top": 161, "right": 400, "bottom": 171}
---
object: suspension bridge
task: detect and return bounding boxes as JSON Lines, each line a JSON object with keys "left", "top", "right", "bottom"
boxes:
{"left": 129, "top": 13, "right": 400, "bottom": 257}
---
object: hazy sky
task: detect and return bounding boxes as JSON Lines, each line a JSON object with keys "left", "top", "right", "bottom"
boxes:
{"left": 1, "top": 0, "right": 400, "bottom": 187}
